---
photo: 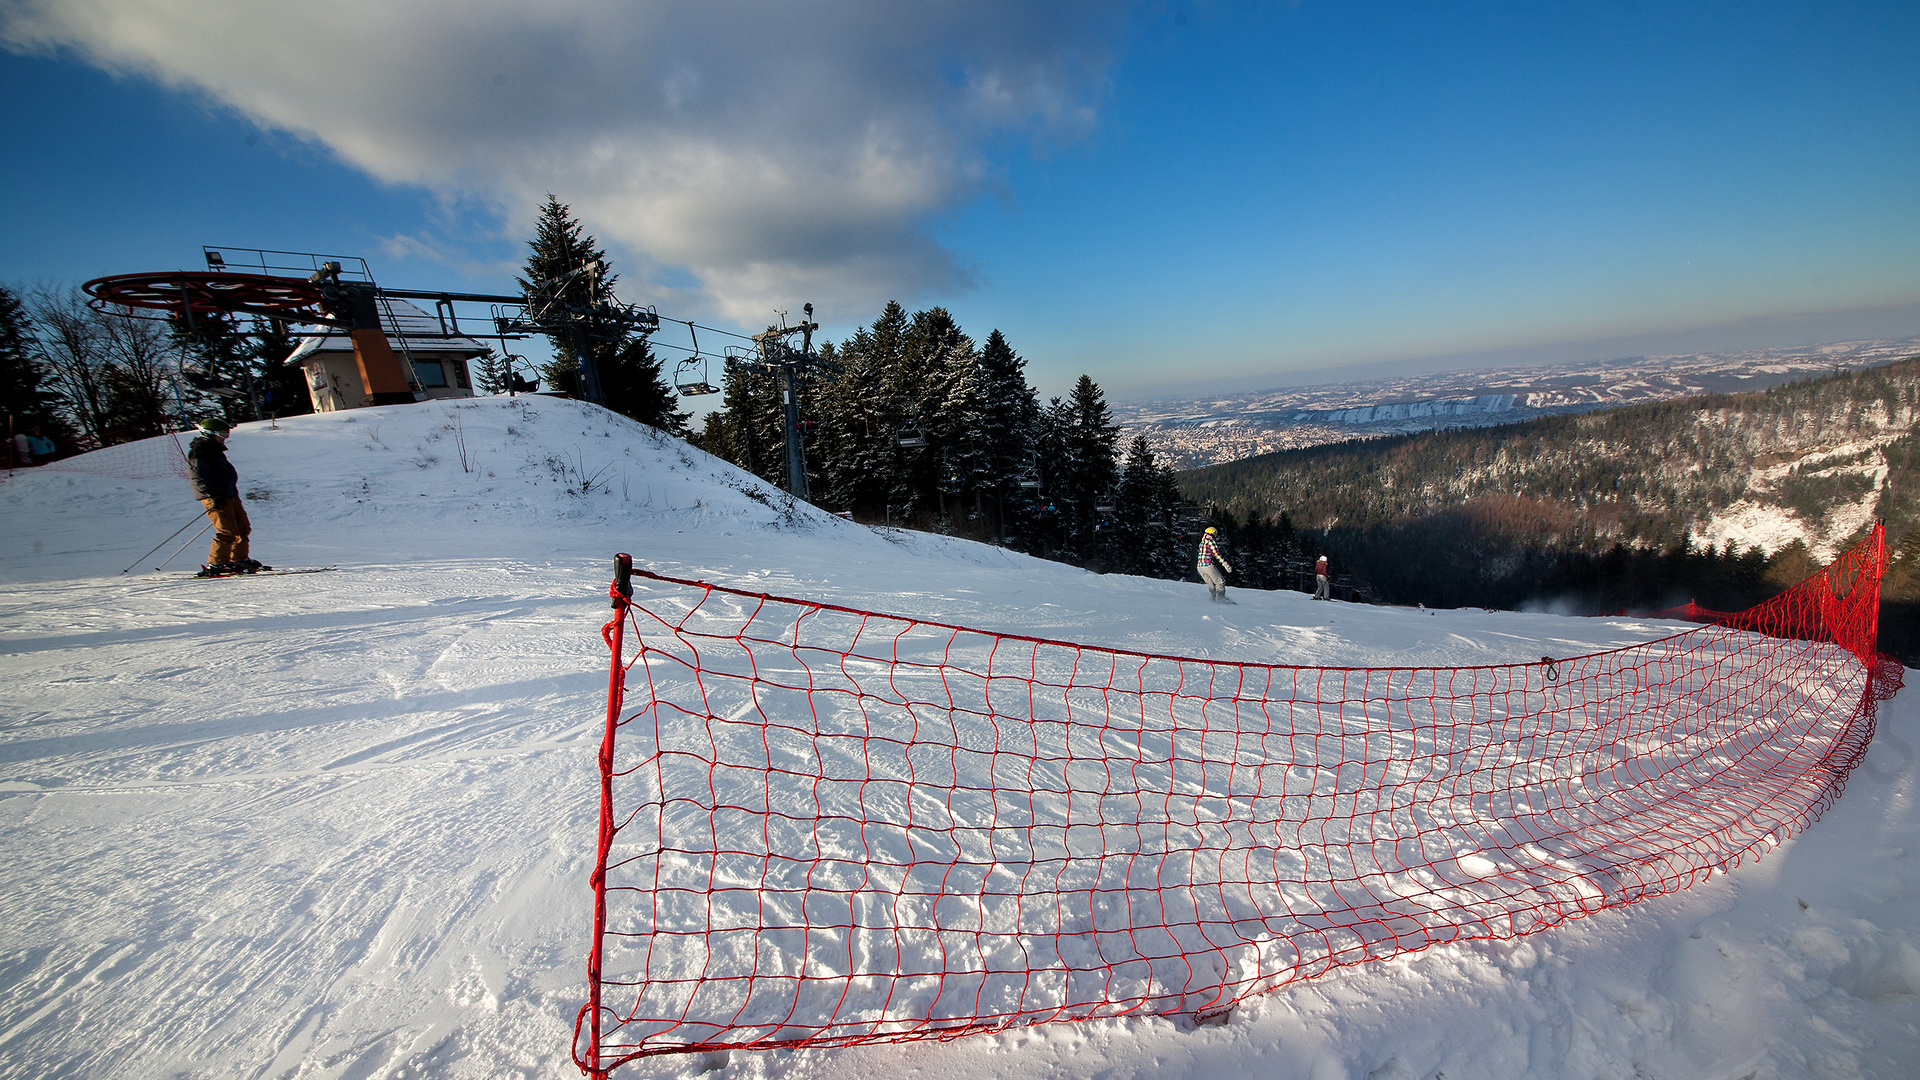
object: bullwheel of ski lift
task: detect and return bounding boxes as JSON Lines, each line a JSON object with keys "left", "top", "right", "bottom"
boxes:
{"left": 83, "top": 271, "right": 333, "bottom": 324}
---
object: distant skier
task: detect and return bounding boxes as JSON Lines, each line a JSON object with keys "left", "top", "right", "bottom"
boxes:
{"left": 1314, "top": 554, "right": 1330, "bottom": 601}
{"left": 187, "top": 417, "right": 267, "bottom": 577}
{"left": 1197, "top": 526, "right": 1234, "bottom": 602}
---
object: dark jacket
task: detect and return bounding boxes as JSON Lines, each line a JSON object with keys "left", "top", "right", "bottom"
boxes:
{"left": 188, "top": 433, "right": 239, "bottom": 502}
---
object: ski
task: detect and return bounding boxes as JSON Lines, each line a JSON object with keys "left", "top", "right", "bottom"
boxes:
{"left": 176, "top": 566, "right": 338, "bottom": 578}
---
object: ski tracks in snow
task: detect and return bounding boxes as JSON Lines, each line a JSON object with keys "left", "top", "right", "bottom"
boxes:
{"left": 0, "top": 563, "right": 607, "bottom": 1079}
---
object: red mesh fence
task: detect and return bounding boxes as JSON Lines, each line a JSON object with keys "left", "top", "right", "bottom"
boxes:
{"left": 576, "top": 525, "right": 1894, "bottom": 1075}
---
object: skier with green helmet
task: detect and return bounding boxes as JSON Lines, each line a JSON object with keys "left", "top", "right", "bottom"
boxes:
{"left": 187, "top": 417, "right": 268, "bottom": 577}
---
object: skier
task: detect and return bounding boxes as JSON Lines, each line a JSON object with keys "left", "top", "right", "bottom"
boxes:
{"left": 187, "top": 417, "right": 267, "bottom": 577}
{"left": 1197, "top": 526, "right": 1234, "bottom": 602}
{"left": 1313, "top": 554, "right": 1330, "bottom": 600}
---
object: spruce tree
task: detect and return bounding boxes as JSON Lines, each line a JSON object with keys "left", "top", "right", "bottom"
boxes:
{"left": 519, "top": 194, "right": 615, "bottom": 400}
{"left": 472, "top": 351, "right": 510, "bottom": 395}
{"left": 812, "top": 302, "right": 913, "bottom": 516}
{"left": 0, "top": 285, "right": 60, "bottom": 443}
{"left": 1111, "top": 436, "right": 1186, "bottom": 577}
{"left": 1048, "top": 374, "right": 1120, "bottom": 558}
{"left": 951, "top": 328, "right": 1040, "bottom": 539}
{"left": 601, "top": 336, "right": 688, "bottom": 433}
{"left": 250, "top": 317, "right": 311, "bottom": 419}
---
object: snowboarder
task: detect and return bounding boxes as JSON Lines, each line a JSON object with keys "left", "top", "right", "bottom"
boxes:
{"left": 1313, "top": 554, "right": 1330, "bottom": 600}
{"left": 187, "top": 417, "right": 267, "bottom": 577}
{"left": 1197, "top": 526, "right": 1234, "bottom": 602}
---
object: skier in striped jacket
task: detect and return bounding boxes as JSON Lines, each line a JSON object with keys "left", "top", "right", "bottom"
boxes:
{"left": 1197, "top": 527, "right": 1233, "bottom": 602}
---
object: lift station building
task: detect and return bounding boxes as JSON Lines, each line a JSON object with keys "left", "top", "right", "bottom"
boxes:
{"left": 287, "top": 298, "right": 490, "bottom": 412}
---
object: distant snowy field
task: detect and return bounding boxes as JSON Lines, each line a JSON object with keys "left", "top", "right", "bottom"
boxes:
{"left": 2, "top": 397, "right": 1917, "bottom": 1080}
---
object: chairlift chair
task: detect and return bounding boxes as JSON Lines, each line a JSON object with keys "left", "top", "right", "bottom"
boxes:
{"left": 674, "top": 356, "right": 719, "bottom": 396}
{"left": 896, "top": 428, "right": 928, "bottom": 449}
{"left": 1016, "top": 450, "right": 1042, "bottom": 489}
{"left": 673, "top": 322, "right": 720, "bottom": 396}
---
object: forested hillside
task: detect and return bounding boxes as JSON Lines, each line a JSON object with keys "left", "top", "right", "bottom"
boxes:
{"left": 696, "top": 302, "right": 1193, "bottom": 577}
{"left": 1178, "top": 356, "right": 1920, "bottom": 658}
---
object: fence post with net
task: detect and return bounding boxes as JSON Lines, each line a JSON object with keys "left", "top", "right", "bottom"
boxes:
{"left": 578, "top": 553, "right": 633, "bottom": 1080}
{"left": 575, "top": 526, "right": 1897, "bottom": 1074}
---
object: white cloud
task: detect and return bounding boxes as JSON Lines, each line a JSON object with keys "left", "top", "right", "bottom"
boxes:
{"left": 1, "top": 0, "right": 1127, "bottom": 320}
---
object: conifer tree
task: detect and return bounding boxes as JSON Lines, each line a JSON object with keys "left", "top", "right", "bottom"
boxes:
{"left": 903, "top": 307, "right": 974, "bottom": 521}
{"left": 519, "top": 194, "right": 615, "bottom": 400}
{"left": 601, "top": 336, "right": 688, "bottom": 434}
{"left": 1110, "top": 436, "right": 1185, "bottom": 577}
{"left": 1043, "top": 374, "right": 1120, "bottom": 558}
{"left": 248, "top": 317, "right": 311, "bottom": 419}
{"left": 812, "top": 302, "right": 912, "bottom": 515}
{"left": 472, "top": 350, "right": 510, "bottom": 395}
{"left": 518, "top": 194, "right": 681, "bottom": 428}
{"left": 711, "top": 357, "right": 783, "bottom": 485}
{"left": 0, "top": 285, "right": 60, "bottom": 442}
{"left": 170, "top": 311, "right": 258, "bottom": 425}
{"left": 951, "top": 328, "right": 1040, "bottom": 537}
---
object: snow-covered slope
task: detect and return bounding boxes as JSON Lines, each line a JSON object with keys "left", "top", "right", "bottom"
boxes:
{"left": 2, "top": 397, "right": 1917, "bottom": 1080}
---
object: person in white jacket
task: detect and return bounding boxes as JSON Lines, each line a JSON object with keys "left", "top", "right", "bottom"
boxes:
{"left": 1197, "top": 527, "right": 1234, "bottom": 602}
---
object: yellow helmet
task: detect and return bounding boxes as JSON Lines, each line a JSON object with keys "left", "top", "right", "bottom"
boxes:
{"left": 1204, "top": 527, "right": 1216, "bottom": 534}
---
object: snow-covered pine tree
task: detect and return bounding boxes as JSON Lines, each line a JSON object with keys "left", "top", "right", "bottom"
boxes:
{"left": 518, "top": 195, "right": 681, "bottom": 427}
{"left": 1048, "top": 374, "right": 1120, "bottom": 559}
{"left": 711, "top": 351, "right": 784, "bottom": 485}
{"left": 950, "top": 328, "right": 1040, "bottom": 539}
{"left": 812, "top": 302, "right": 912, "bottom": 516}
{"left": 1110, "top": 435, "right": 1186, "bottom": 577}
{"left": 903, "top": 307, "right": 974, "bottom": 523}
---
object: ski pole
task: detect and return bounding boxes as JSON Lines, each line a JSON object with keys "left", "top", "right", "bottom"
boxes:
{"left": 155, "top": 520, "right": 217, "bottom": 572}
{"left": 122, "top": 513, "right": 214, "bottom": 575}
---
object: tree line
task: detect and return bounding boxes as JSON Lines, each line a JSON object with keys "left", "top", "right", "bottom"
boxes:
{"left": 691, "top": 299, "right": 1197, "bottom": 577}
{"left": 1177, "top": 357, "right": 1920, "bottom": 660}
{"left": 0, "top": 282, "right": 310, "bottom": 464}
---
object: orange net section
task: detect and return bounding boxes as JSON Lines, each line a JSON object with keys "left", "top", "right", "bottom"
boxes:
{"left": 576, "top": 526, "right": 1893, "bottom": 1075}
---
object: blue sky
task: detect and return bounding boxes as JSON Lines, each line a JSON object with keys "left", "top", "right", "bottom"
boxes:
{"left": 3, "top": 1, "right": 1915, "bottom": 401}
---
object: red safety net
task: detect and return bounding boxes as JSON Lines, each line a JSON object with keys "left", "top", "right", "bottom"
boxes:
{"left": 576, "top": 525, "right": 1895, "bottom": 1076}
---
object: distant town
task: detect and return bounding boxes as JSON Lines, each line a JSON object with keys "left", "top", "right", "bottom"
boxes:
{"left": 1116, "top": 337, "right": 1920, "bottom": 470}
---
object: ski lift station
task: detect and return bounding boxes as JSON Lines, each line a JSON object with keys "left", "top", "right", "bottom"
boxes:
{"left": 286, "top": 298, "right": 486, "bottom": 412}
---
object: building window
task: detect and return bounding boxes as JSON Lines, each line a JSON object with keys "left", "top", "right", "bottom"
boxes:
{"left": 412, "top": 360, "right": 449, "bottom": 388}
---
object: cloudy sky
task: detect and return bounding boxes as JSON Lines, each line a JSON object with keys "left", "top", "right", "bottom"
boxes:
{"left": 2, "top": 0, "right": 1916, "bottom": 399}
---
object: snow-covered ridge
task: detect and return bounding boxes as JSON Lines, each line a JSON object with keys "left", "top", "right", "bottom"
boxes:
{"left": 2, "top": 396, "right": 1918, "bottom": 1080}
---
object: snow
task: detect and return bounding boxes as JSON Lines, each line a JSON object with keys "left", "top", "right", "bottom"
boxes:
{"left": 1701, "top": 440, "right": 1889, "bottom": 562}
{"left": 3, "top": 395, "right": 1917, "bottom": 1080}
